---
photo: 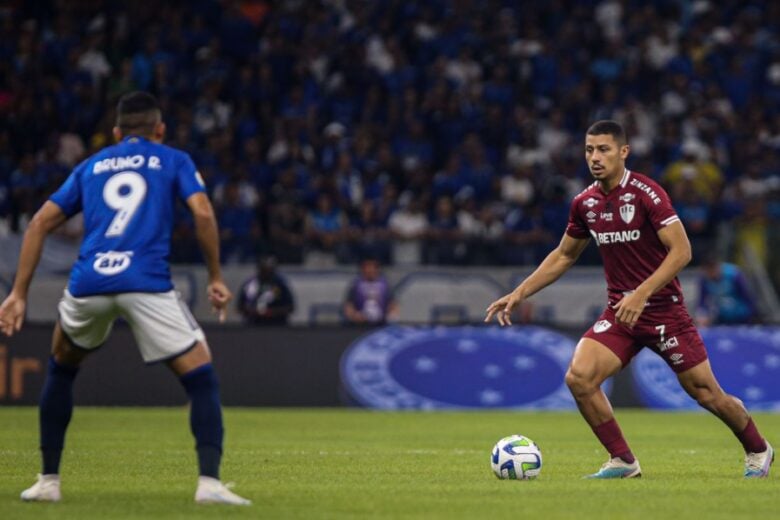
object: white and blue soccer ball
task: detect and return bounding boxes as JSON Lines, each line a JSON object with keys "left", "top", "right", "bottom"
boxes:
{"left": 491, "top": 435, "right": 542, "bottom": 480}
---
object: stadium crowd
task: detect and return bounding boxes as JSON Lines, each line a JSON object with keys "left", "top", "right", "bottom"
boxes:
{"left": 2, "top": 0, "right": 780, "bottom": 278}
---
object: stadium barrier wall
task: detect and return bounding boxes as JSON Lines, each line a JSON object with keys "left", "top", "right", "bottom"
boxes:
{"left": 0, "top": 324, "right": 365, "bottom": 407}
{"left": 2, "top": 324, "right": 777, "bottom": 410}
{"left": 2, "top": 265, "right": 700, "bottom": 327}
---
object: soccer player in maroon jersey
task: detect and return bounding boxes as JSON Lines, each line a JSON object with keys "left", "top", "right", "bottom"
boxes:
{"left": 485, "top": 120, "right": 774, "bottom": 478}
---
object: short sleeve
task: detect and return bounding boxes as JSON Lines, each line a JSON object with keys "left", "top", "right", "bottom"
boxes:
{"left": 645, "top": 182, "right": 680, "bottom": 231}
{"left": 49, "top": 160, "right": 87, "bottom": 217}
{"left": 176, "top": 152, "right": 207, "bottom": 201}
{"left": 565, "top": 197, "right": 590, "bottom": 239}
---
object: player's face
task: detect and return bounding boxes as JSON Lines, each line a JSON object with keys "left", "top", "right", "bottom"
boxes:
{"left": 585, "top": 134, "right": 629, "bottom": 183}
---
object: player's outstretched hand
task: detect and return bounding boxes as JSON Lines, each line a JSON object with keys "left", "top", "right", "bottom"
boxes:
{"left": 207, "top": 280, "right": 232, "bottom": 323}
{"left": 485, "top": 291, "right": 522, "bottom": 326}
{"left": 0, "top": 292, "right": 26, "bottom": 336}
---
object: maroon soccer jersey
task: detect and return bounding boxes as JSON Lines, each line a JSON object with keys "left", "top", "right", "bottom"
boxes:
{"left": 566, "top": 169, "right": 683, "bottom": 305}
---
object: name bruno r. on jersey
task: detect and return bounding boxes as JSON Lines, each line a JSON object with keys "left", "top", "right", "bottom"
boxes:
{"left": 93, "top": 154, "right": 162, "bottom": 174}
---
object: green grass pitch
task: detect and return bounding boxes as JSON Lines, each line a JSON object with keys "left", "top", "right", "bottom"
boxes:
{"left": 0, "top": 408, "right": 777, "bottom": 519}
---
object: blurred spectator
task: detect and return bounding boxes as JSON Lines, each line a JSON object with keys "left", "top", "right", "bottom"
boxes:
{"left": 472, "top": 204, "right": 505, "bottom": 265}
{"left": 343, "top": 257, "right": 398, "bottom": 325}
{"left": 672, "top": 179, "right": 716, "bottom": 257}
{"left": 502, "top": 203, "right": 553, "bottom": 265}
{"left": 696, "top": 253, "right": 758, "bottom": 326}
{"left": 267, "top": 199, "right": 305, "bottom": 264}
{"left": 734, "top": 196, "right": 770, "bottom": 268}
{"left": 347, "top": 200, "right": 392, "bottom": 264}
{"left": 8, "top": 153, "right": 41, "bottom": 231}
{"left": 388, "top": 195, "right": 428, "bottom": 265}
{"left": 217, "top": 181, "right": 260, "bottom": 263}
{"left": 661, "top": 141, "right": 724, "bottom": 203}
{"left": 426, "top": 195, "right": 467, "bottom": 265}
{"left": 237, "top": 256, "right": 295, "bottom": 326}
{"left": 305, "top": 192, "right": 348, "bottom": 264}
{"left": 433, "top": 153, "right": 466, "bottom": 200}
{"left": 501, "top": 162, "right": 536, "bottom": 207}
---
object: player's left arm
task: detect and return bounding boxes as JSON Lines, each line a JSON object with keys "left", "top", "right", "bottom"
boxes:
{"left": 613, "top": 221, "right": 692, "bottom": 327}
{"left": 0, "top": 201, "right": 68, "bottom": 335}
{"left": 186, "top": 192, "right": 232, "bottom": 323}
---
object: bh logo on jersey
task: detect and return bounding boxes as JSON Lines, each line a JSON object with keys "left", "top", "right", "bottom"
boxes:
{"left": 93, "top": 251, "right": 134, "bottom": 276}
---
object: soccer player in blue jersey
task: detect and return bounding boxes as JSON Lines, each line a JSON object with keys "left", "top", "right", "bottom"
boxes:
{"left": 0, "top": 92, "right": 251, "bottom": 505}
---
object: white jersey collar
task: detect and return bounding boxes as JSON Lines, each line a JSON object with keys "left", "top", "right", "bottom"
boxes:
{"left": 619, "top": 168, "right": 631, "bottom": 188}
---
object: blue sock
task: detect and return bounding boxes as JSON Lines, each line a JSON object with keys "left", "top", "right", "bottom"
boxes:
{"left": 40, "top": 357, "right": 79, "bottom": 475}
{"left": 180, "top": 364, "right": 223, "bottom": 479}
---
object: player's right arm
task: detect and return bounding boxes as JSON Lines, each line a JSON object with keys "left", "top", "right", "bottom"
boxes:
{"left": 0, "top": 201, "right": 68, "bottom": 336}
{"left": 485, "top": 233, "right": 590, "bottom": 326}
{"left": 186, "top": 192, "right": 232, "bottom": 323}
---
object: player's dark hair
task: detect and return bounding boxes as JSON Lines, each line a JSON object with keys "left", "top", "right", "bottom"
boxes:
{"left": 586, "top": 120, "right": 626, "bottom": 145}
{"left": 116, "top": 91, "right": 161, "bottom": 136}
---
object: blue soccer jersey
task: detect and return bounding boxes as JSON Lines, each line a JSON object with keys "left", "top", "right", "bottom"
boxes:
{"left": 50, "top": 136, "right": 206, "bottom": 297}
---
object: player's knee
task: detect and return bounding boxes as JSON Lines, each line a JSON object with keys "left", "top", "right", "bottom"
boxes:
{"left": 565, "top": 367, "right": 596, "bottom": 398}
{"left": 52, "top": 327, "right": 87, "bottom": 366}
{"left": 688, "top": 384, "right": 719, "bottom": 411}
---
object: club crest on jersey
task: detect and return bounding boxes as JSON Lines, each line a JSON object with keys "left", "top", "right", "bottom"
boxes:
{"left": 619, "top": 193, "right": 636, "bottom": 203}
{"left": 593, "top": 320, "right": 612, "bottom": 333}
{"left": 582, "top": 197, "right": 598, "bottom": 208}
{"left": 619, "top": 204, "right": 635, "bottom": 224}
{"left": 93, "top": 250, "right": 134, "bottom": 276}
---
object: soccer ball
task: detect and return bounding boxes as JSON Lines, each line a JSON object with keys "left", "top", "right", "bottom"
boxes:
{"left": 491, "top": 435, "right": 542, "bottom": 480}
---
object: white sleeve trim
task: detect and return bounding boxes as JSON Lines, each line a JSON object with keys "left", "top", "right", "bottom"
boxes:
{"left": 660, "top": 216, "right": 680, "bottom": 226}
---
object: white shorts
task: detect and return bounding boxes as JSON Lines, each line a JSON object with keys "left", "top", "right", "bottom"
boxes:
{"left": 58, "top": 290, "right": 206, "bottom": 364}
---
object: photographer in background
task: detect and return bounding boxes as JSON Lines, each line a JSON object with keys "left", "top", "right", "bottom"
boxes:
{"left": 343, "top": 256, "right": 399, "bottom": 325}
{"left": 237, "top": 255, "right": 295, "bottom": 326}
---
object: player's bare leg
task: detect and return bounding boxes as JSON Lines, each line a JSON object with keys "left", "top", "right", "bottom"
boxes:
{"left": 677, "top": 360, "right": 773, "bottom": 477}
{"left": 565, "top": 339, "right": 622, "bottom": 426}
{"left": 566, "top": 338, "right": 641, "bottom": 478}
{"left": 51, "top": 322, "right": 91, "bottom": 365}
{"left": 167, "top": 342, "right": 250, "bottom": 505}
{"left": 166, "top": 340, "right": 212, "bottom": 376}
{"left": 21, "top": 323, "right": 90, "bottom": 502}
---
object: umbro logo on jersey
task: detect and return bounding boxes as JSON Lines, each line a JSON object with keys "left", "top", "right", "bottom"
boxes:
{"left": 586, "top": 211, "right": 597, "bottom": 222}
{"left": 583, "top": 197, "right": 599, "bottom": 208}
{"left": 593, "top": 320, "right": 612, "bottom": 333}
{"left": 670, "top": 352, "right": 684, "bottom": 365}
